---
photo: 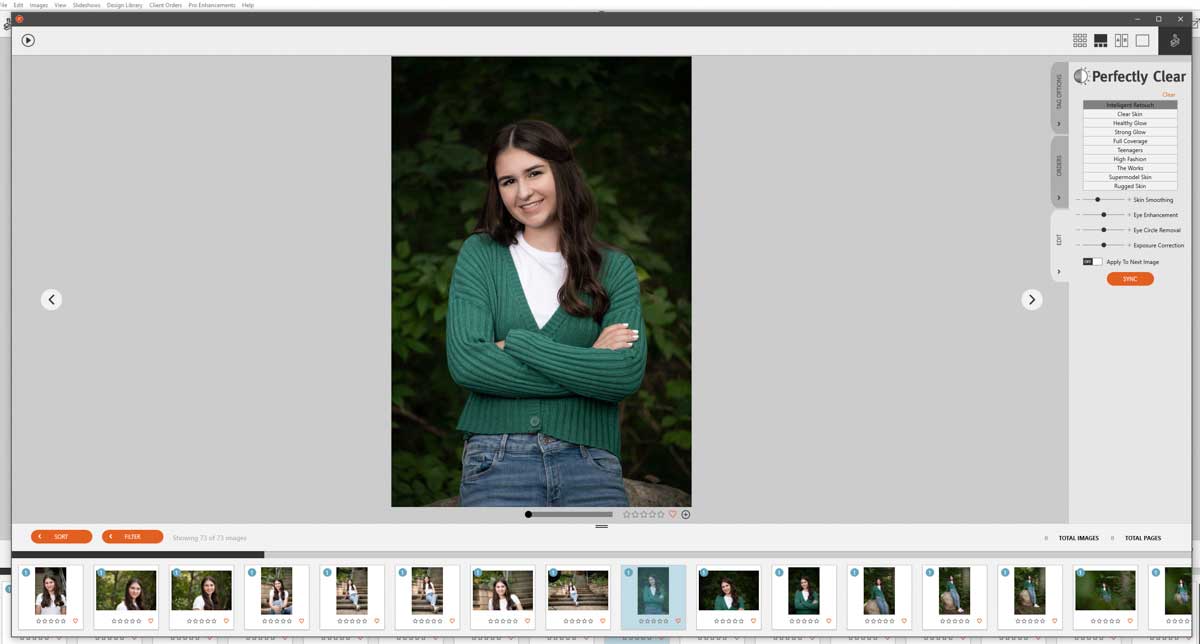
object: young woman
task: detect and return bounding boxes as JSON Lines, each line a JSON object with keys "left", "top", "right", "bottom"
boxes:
{"left": 1178, "top": 578, "right": 1190, "bottom": 605}
{"left": 267, "top": 579, "right": 290, "bottom": 615}
{"left": 567, "top": 582, "right": 579, "bottom": 607}
{"left": 946, "top": 575, "right": 964, "bottom": 613}
{"left": 446, "top": 120, "right": 647, "bottom": 507}
{"left": 422, "top": 576, "right": 438, "bottom": 613}
{"left": 34, "top": 574, "right": 66, "bottom": 615}
{"left": 642, "top": 575, "right": 666, "bottom": 615}
{"left": 346, "top": 579, "right": 360, "bottom": 612}
{"left": 713, "top": 577, "right": 744, "bottom": 610}
{"left": 793, "top": 576, "right": 819, "bottom": 615}
{"left": 116, "top": 578, "right": 145, "bottom": 611}
{"left": 487, "top": 579, "right": 522, "bottom": 611}
{"left": 871, "top": 578, "right": 890, "bottom": 615}
{"left": 1024, "top": 575, "right": 1039, "bottom": 608}
{"left": 192, "top": 576, "right": 221, "bottom": 611}
{"left": 1099, "top": 582, "right": 1113, "bottom": 604}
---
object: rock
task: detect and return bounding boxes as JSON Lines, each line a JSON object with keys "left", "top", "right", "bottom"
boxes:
{"left": 427, "top": 478, "right": 691, "bottom": 507}
{"left": 1019, "top": 589, "right": 1032, "bottom": 607}
{"left": 624, "top": 479, "right": 691, "bottom": 507}
{"left": 941, "top": 592, "right": 955, "bottom": 611}
{"left": 864, "top": 600, "right": 880, "bottom": 615}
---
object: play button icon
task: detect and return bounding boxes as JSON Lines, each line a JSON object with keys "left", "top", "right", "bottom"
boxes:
{"left": 1021, "top": 289, "right": 1043, "bottom": 311}
{"left": 20, "top": 34, "right": 35, "bottom": 47}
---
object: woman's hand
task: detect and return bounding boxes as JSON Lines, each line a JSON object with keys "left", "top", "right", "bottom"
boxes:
{"left": 593, "top": 323, "right": 639, "bottom": 350}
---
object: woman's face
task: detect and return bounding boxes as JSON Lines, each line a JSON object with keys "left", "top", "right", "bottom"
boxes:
{"left": 648, "top": 576, "right": 657, "bottom": 587}
{"left": 721, "top": 581, "right": 732, "bottom": 595}
{"left": 129, "top": 582, "right": 141, "bottom": 599}
{"left": 495, "top": 581, "right": 508, "bottom": 596}
{"left": 800, "top": 578, "right": 810, "bottom": 591}
{"left": 495, "top": 147, "right": 557, "bottom": 231}
{"left": 274, "top": 580, "right": 283, "bottom": 591}
{"left": 203, "top": 579, "right": 216, "bottom": 595}
{"left": 43, "top": 577, "right": 56, "bottom": 593}
{"left": 949, "top": 576, "right": 954, "bottom": 582}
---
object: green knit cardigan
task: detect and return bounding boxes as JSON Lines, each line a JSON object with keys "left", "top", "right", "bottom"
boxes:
{"left": 445, "top": 232, "right": 647, "bottom": 456}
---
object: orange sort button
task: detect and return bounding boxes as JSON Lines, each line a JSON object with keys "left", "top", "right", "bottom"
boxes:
{"left": 1107, "top": 271, "right": 1155, "bottom": 286}
{"left": 103, "top": 529, "right": 164, "bottom": 544}
{"left": 32, "top": 529, "right": 92, "bottom": 544}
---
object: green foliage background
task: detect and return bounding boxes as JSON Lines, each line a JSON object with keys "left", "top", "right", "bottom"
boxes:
{"left": 95, "top": 569, "right": 157, "bottom": 610}
{"left": 1165, "top": 567, "right": 1192, "bottom": 615}
{"left": 1014, "top": 566, "right": 1046, "bottom": 615}
{"left": 937, "top": 567, "right": 970, "bottom": 614}
{"left": 862, "top": 567, "right": 895, "bottom": 612}
{"left": 787, "top": 567, "right": 821, "bottom": 615}
{"left": 548, "top": 570, "right": 607, "bottom": 589}
{"left": 171, "top": 570, "right": 232, "bottom": 611}
{"left": 1074, "top": 570, "right": 1136, "bottom": 611}
{"left": 390, "top": 57, "right": 693, "bottom": 506}
{"left": 698, "top": 570, "right": 759, "bottom": 610}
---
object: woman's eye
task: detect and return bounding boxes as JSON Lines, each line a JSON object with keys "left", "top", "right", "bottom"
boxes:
{"left": 500, "top": 178, "right": 513, "bottom": 187}
{"left": 529, "top": 170, "right": 542, "bottom": 177}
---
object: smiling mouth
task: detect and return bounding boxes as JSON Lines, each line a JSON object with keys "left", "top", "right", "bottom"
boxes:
{"left": 518, "top": 199, "right": 543, "bottom": 211}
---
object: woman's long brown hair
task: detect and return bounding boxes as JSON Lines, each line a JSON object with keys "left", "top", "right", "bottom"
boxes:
{"left": 476, "top": 120, "right": 611, "bottom": 323}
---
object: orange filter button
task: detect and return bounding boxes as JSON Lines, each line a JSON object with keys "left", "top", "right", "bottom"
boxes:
{"left": 103, "top": 529, "right": 164, "bottom": 544}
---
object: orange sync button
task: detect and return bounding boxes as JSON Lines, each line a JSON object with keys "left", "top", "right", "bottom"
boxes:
{"left": 32, "top": 529, "right": 92, "bottom": 544}
{"left": 1107, "top": 271, "right": 1155, "bottom": 286}
{"left": 103, "top": 529, "right": 164, "bottom": 544}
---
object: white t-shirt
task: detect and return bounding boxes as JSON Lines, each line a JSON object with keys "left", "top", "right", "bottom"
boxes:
{"left": 270, "top": 590, "right": 288, "bottom": 606}
{"left": 509, "top": 231, "right": 567, "bottom": 328}
{"left": 723, "top": 595, "right": 734, "bottom": 608}
{"left": 193, "top": 596, "right": 210, "bottom": 610}
{"left": 116, "top": 601, "right": 129, "bottom": 611}
{"left": 36, "top": 594, "right": 63, "bottom": 615}
{"left": 490, "top": 594, "right": 521, "bottom": 611}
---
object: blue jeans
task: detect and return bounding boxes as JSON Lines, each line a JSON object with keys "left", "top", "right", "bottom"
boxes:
{"left": 459, "top": 433, "right": 628, "bottom": 507}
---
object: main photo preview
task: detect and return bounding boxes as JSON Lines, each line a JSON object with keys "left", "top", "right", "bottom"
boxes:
{"left": 388, "top": 55, "right": 692, "bottom": 510}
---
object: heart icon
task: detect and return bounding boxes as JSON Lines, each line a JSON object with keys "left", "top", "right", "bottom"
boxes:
{"left": 449, "top": 618, "right": 456, "bottom": 624}
{"left": 298, "top": 618, "right": 304, "bottom": 624}
{"left": 148, "top": 618, "right": 154, "bottom": 624}
{"left": 599, "top": 618, "right": 606, "bottom": 624}
{"left": 72, "top": 618, "right": 78, "bottom": 624}
{"left": 675, "top": 617, "right": 682, "bottom": 623}
{"left": 901, "top": 618, "right": 908, "bottom": 623}
{"left": 826, "top": 618, "right": 832, "bottom": 623}
{"left": 668, "top": 510, "right": 677, "bottom": 518}
{"left": 524, "top": 618, "right": 530, "bottom": 624}
{"left": 1128, "top": 618, "right": 1134, "bottom": 624}
{"left": 751, "top": 618, "right": 757, "bottom": 624}
{"left": 1052, "top": 618, "right": 1058, "bottom": 623}
{"left": 977, "top": 618, "right": 982, "bottom": 624}
{"left": 224, "top": 618, "right": 229, "bottom": 624}
{"left": 374, "top": 618, "right": 380, "bottom": 624}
